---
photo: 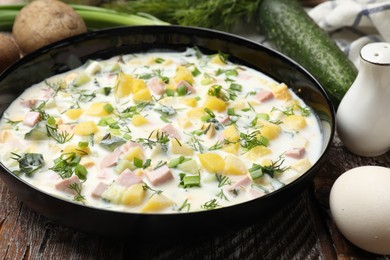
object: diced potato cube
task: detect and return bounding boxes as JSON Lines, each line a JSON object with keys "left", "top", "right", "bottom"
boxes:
{"left": 271, "top": 83, "right": 292, "bottom": 101}
{"left": 140, "top": 194, "right": 174, "bottom": 213}
{"left": 182, "top": 97, "right": 198, "bottom": 107}
{"left": 123, "top": 146, "right": 145, "bottom": 162}
{"left": 286, "top": 99, "right": 301, "bottom": 110}
{"left": 260, "top": 123, "right": 281, "bottom": 140}
{"left": 223, "top": 154, "right": 247, "bottom": 175}
{"left": 222, "top": 125, "right": 240, "bottom": 142}
{"left": 245, "top": 146, "right": 271, "bottom": 160}
{"left": 115, "top": 74, "right": 133, "bottom": 98}
{"left": 210, "top": 55, "right": 226, "bottom": 66}
{"left": 86, "top": 102, "right": 112, "bottom": 117}
{"left": 232, "top": 100, "right": 247, "bottom": 110}
{"left": 283, "top": 115, "right": 307, "bottom": 131}
{"left": 0, "top": 130, "right": 11, "bottom": 143}
{"left": 171, "top": 139, "right": 194, "bottom": 156}
{"left": 177, "top": 159, "right": 199, "bottom": 175}
{"left": 177, "top": 117, "right": 192, "bottom": 128}
{"left": 204, "top": 96, "right": 227, "bottom": 112}
{"left": 292, "top": 136, "right": 308, "bottom": 148}
{"left": 261, "top": 159, "right": 273, "bottom": 167}
{"left": 133, "top": 88, "right": 152, "bottom": 102}
{"left": 174, "top": 66, "right": 194, "bottom": 84}
{"left": 73, "top": 121, "right": 98, "bottom": 136}
{"left": 65, "top": 108, "right": 83, "bottom": 120}
{"left": 80, "top": 157, "right": 94, "bottom": 168}
{"left": 122, "top": 183, "right": 146, "bottom": 206}
{"left": 132, "top": 78, "right": 147, "bottom": 93}
{"left": 101, "top": 183, "right": 126, "bottom": 204}
{"left": 132, "top": 114, "right": 149, "bottom": 126}
{"left": 186, "top": 107, "right": 206, "bottom": 119}
{"left": 63, "top": 144, "right": 90, "bottom": 156}
{"left": 291, "top": 158, "right": 312, "bottom": 174}
{"left": 222, "top": 143, "right": 240, "bottom": 154}
{"left": 198, "top": 153, "right": 225, "bottom": 173}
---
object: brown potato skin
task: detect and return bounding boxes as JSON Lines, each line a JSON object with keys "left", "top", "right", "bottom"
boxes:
{"left": 0, "top": 33, "right": 20, "bottom": 73}
{"left": 12, "top": 0, "right": 87, "bottom": 54}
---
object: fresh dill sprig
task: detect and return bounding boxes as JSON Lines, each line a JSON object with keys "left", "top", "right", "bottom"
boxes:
{"left": 216, "top": 189, "right": 229, "bottom": 201}
{"left": 178, "top": 198, "right": 191, "bottom": 212}
{"left": 136, "top": 130, "right": 170, "bottom": 152}
{"left": 142, "top": 183, "right": 163, "bottom": 197}
{"left": 239, "top": 130, "right": 269, "bottom": 152}
{"left": 4, "top": 118, "right": 22, "bottom": 126}
{"left": 201, "top": 198, "right": 220, "bottom": 210}
{"left": 249, "top": 155, "right": 290, "bottom": 178}
{"left": 46, "top": 123, "right": 74, "bottom": 144}
{"left": 68, "top": 183, "right": 86, "bottom": 204}
{"left": 216, "top": 174, "right": 232, "bottom": 187}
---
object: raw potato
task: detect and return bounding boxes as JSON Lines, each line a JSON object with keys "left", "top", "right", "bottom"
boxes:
{"left": 12, "top": 0, "right": 87, "bottom": 54}
{"left": 0, "top": 33, "right": 20, "bottom": 73}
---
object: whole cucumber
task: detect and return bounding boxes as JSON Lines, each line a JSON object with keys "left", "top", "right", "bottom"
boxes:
{"left": 258, "top": 0, "right": 357, "bottom": 105}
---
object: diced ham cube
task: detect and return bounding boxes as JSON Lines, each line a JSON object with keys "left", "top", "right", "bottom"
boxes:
{"left": 146, "top": 165, "right": 173, "bottom": 186}
{"left": 255, "top": 90, "right": 274, "bottom": 102}
{"left": 115, "top": 169, "right": 142, "bottom": 187}
{"left": 55, "top": 175, "right": 80, "bottom": 195}
{"left": 227, "top": 176, "right": 251, "bottom": 192}
{"left": 100, "top": 148, "right": 122, "bottom": 168}
{"left": 148, "top": 77, "right": 165, "bottom": 95}
{"left": 238, "top": 72, "right": 252, "bottom": 80}
{"left": 285, "top": 147, "right": 306, "bottom": 159}
{"left": 249, "top": 188, "right": 265, "bottom": 199}
{"left": 176, "top": 80, "right": 196, "bottom": 93}
{"left": 219, "top": 115, "right": 230, "bottom": 125}
{"left": 23, "top": 111, "right": 41, "bottom": 127}
{"left": 42, "top": 88, "right": 55, "bottom": 99}
{"left": 160, "top": 124, "right": 180, "bottom": 139}
{"left": 91, "top": 182, "right": 109, "bottom": 198}
{"left": 20, "top": 99, "right": 38, "bottom": 108}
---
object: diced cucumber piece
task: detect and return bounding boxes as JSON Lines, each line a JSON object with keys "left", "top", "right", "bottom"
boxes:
{"left": 101, "top": 183, "right": 126, "bottom": 204}
{"left": 24, "top": 121, "right": 48, "bottom": 140}
{"left": 114, "top": 159, "right": 136, "bottom": 174}
{"left": 73, "top": 72, "right": 91, "bottom": 87}
{"left": 177, "top": 159, "right": 199, "bottom": 175}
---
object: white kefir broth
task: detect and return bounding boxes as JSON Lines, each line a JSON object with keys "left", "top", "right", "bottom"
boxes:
{"left": 0, "top": 48, "right": 323, "bottom": 213}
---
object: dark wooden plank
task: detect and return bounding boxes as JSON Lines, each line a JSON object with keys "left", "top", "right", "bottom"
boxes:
{"left": 0, "top": 176, "right": 331, "bottom": 259}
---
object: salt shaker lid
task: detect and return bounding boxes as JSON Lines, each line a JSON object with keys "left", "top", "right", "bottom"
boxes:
{"left": 360, "top": 42, "right": 390, "bottom": 65}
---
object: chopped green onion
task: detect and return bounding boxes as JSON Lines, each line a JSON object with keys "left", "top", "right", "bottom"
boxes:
{"left": 103, "top": 103, "right": 114, "bottom": 113}
{"left": 179, "top": 173, "right": 200, "bottom": 188}
{"left": 176, "top": 84, "right": 188, "bottom": 96}
{"left": 249, "top": 164, "right": 263, "bottom": 180}
{"left": 154, "top": 57, "right": 165, "bottom": 64}
{"left": 133, "top": 157, "right": 143, "bottom": 168}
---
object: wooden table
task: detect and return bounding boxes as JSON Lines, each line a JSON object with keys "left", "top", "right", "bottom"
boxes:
{"left": 0, "top": 133, "right": 389, "bottom": 259}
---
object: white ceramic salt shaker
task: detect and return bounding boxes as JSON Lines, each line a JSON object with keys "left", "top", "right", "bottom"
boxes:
{"left": 336, "top": 42, "right": 390, "bottom": 157}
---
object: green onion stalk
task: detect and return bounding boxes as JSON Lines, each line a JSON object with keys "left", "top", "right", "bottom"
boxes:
{"left": 0, "top": 4, "right": 169, "bottom": 31}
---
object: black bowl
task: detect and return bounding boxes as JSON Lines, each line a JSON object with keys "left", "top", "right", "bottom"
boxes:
{"left": 0, "top": 26, "right": 335, "bottom": 238}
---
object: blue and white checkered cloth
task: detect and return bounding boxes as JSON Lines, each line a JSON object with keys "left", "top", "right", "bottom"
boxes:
{"left": 309, "top": 0, "right": 390, "bottom": 68}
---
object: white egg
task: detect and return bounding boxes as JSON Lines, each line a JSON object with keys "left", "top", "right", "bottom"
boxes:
{"left": 330, "top": 166, "right": 390, "bottom": 255}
